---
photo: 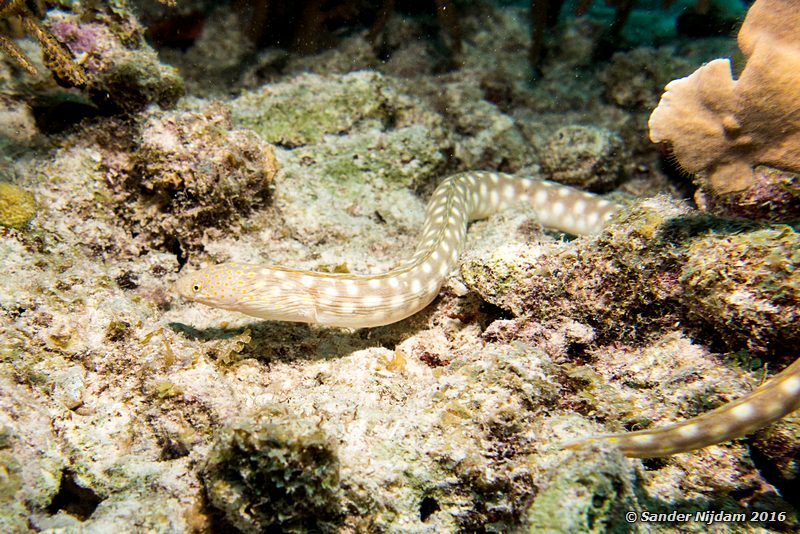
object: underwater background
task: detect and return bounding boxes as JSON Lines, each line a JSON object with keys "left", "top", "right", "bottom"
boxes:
{"left": 2, "top": 0, "right": 800, "bottom": 532}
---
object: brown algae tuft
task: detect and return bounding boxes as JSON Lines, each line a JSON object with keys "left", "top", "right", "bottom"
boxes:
{"left": 0, "top": 182, "right": 36, "bottom": 229}
{"left": 203, "top": 407, "right": 343, "bottom": 532}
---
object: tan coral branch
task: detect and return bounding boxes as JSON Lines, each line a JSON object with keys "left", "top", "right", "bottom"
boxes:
{"left": 21, "top": 14, "right": 86, "bottom": 86}
{"left": 0, "top": 33, "right": 35, "bottom": 75}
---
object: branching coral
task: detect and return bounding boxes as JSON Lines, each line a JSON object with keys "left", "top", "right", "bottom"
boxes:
{"left": 649, "top": 0, "right": 800, "bottom": 197}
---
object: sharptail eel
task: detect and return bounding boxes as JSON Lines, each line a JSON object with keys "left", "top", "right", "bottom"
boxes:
{"left": 175, "top": 171, "right": 800, "bottom": 457}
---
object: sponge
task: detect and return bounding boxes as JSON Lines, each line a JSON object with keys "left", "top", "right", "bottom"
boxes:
{"left": 0, "top": 182, "right": 36, "bottom": 229}
{"left": 648, "top": 0, "right": 800, "bottom": 195}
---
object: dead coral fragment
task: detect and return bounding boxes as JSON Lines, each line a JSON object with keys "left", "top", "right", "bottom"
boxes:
{"left": 680, "top": 226, "right": 800, "bottom": 353}
{"left": 122, "top": 104, "right": 277, "bottom": 252}
{"left": 539, "top": 125, "right": 625, "bottom": 192}
{"left": 461, "top": 198, "right": 688, "bottom": 341}
{"left": 47, "top": 11, "right": 184, "bottom": 112}
{"left": 649, "top": 0, "right": 800, "bottom": 195}
{"left": 203, "top": 408, "right": 343, "bottom": 533}
{"left": 0, "top": 26, "right": 36, "bottom": 76}
{"left": 0, "top": 181, "right": 35, "bottom": 229}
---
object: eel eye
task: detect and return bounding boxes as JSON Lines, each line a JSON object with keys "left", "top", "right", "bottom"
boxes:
{"left": 192, "top": 284, "right": 200, "bottom": 292}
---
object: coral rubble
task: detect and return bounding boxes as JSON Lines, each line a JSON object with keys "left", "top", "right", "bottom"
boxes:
{"left": 0, "top": 0, "right": 797, "bottom": 531}
{"left": 0, "top": 0, "right": 86, "bottom": 85}
{"left": 462, "top": 196, "right": 800, "bottom": 356}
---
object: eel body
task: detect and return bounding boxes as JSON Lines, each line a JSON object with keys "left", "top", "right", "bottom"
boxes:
{"left": 175, "top": 171, "right": 800, "bottom": 457}
{"left": 564, "top": 357, "right": 800, "bottom": 457}
{"left": 175, "top": 172, "right": 616, "bottom": 327}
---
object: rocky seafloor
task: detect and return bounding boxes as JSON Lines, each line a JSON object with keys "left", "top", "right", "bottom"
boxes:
{"left": 0, "top": 1, "right": 798, "bottom": 532}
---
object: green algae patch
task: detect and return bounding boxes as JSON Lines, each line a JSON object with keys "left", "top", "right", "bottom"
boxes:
{"left": 231, "top": 71, "right": 393, "bottom": 147}
{"left": 0, "top": 182, "right": 36, "bottom": 229}
{"left": 524, "top": 447, "right": 638, "bottom": 533}
{"left": 284, "top": 123, "right": 446, "bottom": 190}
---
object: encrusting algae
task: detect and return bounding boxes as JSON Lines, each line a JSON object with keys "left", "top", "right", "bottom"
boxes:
{"left": 0, "top": 181, "right": 35, "bottom": 229}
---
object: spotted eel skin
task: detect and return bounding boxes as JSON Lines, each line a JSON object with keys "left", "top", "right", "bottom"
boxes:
{"left": 565, "top": 357, "right": 800, "bottom": 457}
{"left": 175, "top": 172, "right": 617, "bottom": 328}
{"left": 175, "top": 171, "right": 800, "bottom": 457}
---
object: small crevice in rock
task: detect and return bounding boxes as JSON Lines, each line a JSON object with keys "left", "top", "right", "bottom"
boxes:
{"left": 46, "top": 470, "right": 104, "bottom": 521}
{"left": 419, "top": 495, "right": 440, "bottom": 522}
